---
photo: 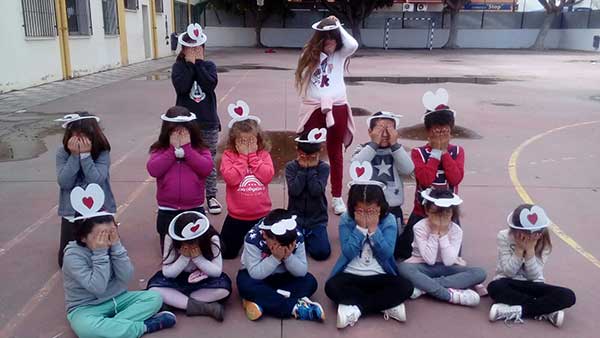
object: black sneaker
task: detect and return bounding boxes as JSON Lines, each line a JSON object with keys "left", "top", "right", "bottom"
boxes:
{"left": 144, "top": 311, "right": 176, "bottom": 334}
{"left": 207, "top": 197, "right": 222, "bottom": 214}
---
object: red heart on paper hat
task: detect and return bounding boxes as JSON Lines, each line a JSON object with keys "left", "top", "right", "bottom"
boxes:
{"left": 82, "top": 197, "right": 94, "bottom": 209}
{"left": 355, "top": 166, "right": 365, "bottom": 177}
{"left": 190, "top": 223, "right": 200, "bottom": 232}
{"left": 527, "top": 213, "right": 538, "bottom": 225}
{"left": 193, "top": 28, "right": 199, "bottom": 37}
{"left": 234, "top": 106, "right": 244, "bottom": 116}
{"left": 313, "top": 132, "right": 322, "bottom": 139}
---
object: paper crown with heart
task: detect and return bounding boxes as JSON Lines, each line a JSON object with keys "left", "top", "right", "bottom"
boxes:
{"left": 258, "top": 215, "right": 298, "bottom": 236}
{"left": 70, "top": 184, "right": 114, "bottom": 221}
{"left": 227, "top": 100, "right": 261, "bottom": 128}
{"left": 422, "top": 88, "right": 456, "bottom": 118}
{"left": 312, "top": 18, "right": 343, "bottom": 31}
{"left": 506, "top": 205, "right": 551, "bottom": 232}
{"left": 160, "top": 112, "right": 197, "bottom": 123}
{"left": 348, "top": 161, "right": 386, "bottom": 189}
{"left": 295, "top": 128, "right": 327, "bottom": 144}
{"left": 366, "top": 111, "right": 402, "bottom": 128}
{"left": 420, "top": 188, "right": 463, "bottom": 208}
{"left": 178, "top": 23, "right": 207, "bottom": 47}
{"left": 168, "top": 211, "right": 210, "bottom": 241}
{"left": 55, "top": 113, "right": 100, "bottom": 128}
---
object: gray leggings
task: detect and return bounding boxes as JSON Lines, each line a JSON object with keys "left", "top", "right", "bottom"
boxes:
{"left": 199, "top": 128, "right": 219, "bottom": 199}
{"left": 397, "top": 262, "right": 486, "bottom": 301}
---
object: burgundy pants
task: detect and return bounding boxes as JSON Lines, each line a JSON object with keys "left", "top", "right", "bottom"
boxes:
{"left": 302, "top": 105, "right": 349, "bottom": 198}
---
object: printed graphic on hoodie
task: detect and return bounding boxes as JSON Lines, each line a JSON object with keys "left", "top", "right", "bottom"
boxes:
{"left": 311, "top": 57, "right": 333, "bottom": 88}
{"left": 238, "top": 169, "right": 266, "bottom": 195}
{"left": 189, "top": 81, "right": 206, "bottom": 103}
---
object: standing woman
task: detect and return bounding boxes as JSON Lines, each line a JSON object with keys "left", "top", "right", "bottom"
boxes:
{"left": 295, "top": 16, "right": 358, "bottom": 215}
{"left": 172, "top": 23, "right": 222, "bottom": 215}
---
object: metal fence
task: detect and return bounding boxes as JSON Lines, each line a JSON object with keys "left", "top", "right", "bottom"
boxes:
{"left": 21, "top": 0, "right": 57, "bottom": 37}
{"left": 198, "top": 8, "right": 600, "bottom": 30}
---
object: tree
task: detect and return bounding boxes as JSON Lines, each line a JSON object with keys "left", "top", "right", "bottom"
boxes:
{"left": 209, "top": 0, "right": 292, "bottom": 47}
{"left": 319, "top": 0, "right": 394, "bottom": 46}
{"left": 532, "top": 0, "right": 582, "bottom": 50}
{"left": 443, "top": 0, "right": 468, "bottom": 49}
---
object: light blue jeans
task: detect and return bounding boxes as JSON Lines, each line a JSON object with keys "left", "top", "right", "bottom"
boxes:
{"left": 397, "top": 262, "right": 486, "bottom": 301}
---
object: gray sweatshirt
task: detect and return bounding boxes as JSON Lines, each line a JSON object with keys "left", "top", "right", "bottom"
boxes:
{"left": 493, "top": 229, "right": 549, "bottom": 282}
{"left": 240, "top": 224, "right": 308, "bottom": 280}
{"left": 352, "top": 142, "right": 414, "bottom": 207}
{"left": 62, "top": 241, "right": 134, "bottom": 313}
{"left": 56, "top": 147, "right": 116, "bottom": 217}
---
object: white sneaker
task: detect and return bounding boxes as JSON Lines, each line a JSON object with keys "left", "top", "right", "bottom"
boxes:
{"left": 336, "top": 304, "right": 361, "bottom": 329}
{"left": 207, "top": 197, "right": 222, "bottom": 214}
{"left": 383, "top": 303, "right": 406, "bottom": 323}
{"left": 448, "top": 288, "right": 480, "bottom": 307}
{"left": 535, "top": 310, "right": 564, "bottom": 328}
{"left": 489, "top": 303, "right": 523, "bottom": 324}
{"left": 410, "top": 288, "right": 426, "bottom": 300}
{"left": 332, "top": 197, "right": 346, "bottom": 215}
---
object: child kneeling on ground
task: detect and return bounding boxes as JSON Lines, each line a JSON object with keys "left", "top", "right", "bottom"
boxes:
{"left": 488, "top": 204, "right": 576, "bottom": 327}
{"left": 397, "top": 188, "right": 487, "bottom": 307}
{"left": 325, "top": 161, "right": 413, "bottom": 329}
{"left": 285, "top": 128, "right": 331, "bottom": 261}
{"left": 236, "top": 209, "right": 324, "bottom": 322}
{"left": 62, "top": 184, "right": 176, "bottom": 338}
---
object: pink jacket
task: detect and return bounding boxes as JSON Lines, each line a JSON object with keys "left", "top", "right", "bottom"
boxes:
{"left": 220, "top": 149, "right": 274, "bottom": 220}
{"left": 147, "top": 144, "right": 212, "bottom": 210}
{"left": 405, "top": 218, "right": 466, "bottom": 266}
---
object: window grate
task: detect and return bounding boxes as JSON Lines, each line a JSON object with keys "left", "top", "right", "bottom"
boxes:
{"left": 21, "top": 0, "right": 57, "bottom": 37}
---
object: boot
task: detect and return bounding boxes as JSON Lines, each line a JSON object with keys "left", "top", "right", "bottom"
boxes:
{"left": 186, "top": 298, "right": 224, "bottom": 322}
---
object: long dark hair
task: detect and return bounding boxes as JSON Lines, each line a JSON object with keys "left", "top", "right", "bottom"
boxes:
{"left": 149, "top": 106, "right": 206, "bottom": 152}
{"left": 347, "top": 184, "right": 389, "bottom": 222}
{"left": 295, "top": 18, "right": 349, "bottom": 95}
{"left": 510, "top": 204, "right": 552, "bottom": 258}
{"left": 73, "top": 214, "right": 116, "bottom": 247}
{"left": 62, "top": 112, "right": 111, "bottom": 160}
{"left": 162, "top": 213, "right": 221, "bottom": 264}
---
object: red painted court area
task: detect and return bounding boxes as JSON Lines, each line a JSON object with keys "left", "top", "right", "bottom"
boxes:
{"left": 0, "top": 48, "right": 599, "bottom": 338}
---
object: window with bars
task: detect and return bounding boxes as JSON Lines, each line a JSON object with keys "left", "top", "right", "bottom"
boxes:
{"left": 21, "top": 0, "right": 57, "bottom": 37}
{"left": 125, "top": 0, "right": 139, "bottom": 10}
{"left": 102, "top": 0, "right": 118, "bottom": 35}
{"left": 66, "top": 0, "right": 93, "bottom": 35}
{"left": 174, "top": 1, "right": 189, "bottom": 33}
{"left": 155, "top": 0, "right": 164, "bottom": 13}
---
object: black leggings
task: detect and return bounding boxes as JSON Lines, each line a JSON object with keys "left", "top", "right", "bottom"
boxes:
{"left": 221, "top": 215, "right": 261, "bottom": 259}
{"left": 488, "top": 278, "right": 576, "bottom": 317}
{"left": 58, "top": 218, "right": 75, "bottom": 267}
{"left": 325, "top": 273, "right": 413, "bottom": 314}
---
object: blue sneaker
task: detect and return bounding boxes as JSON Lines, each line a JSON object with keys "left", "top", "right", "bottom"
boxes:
{"left": 293, "top": 297, "right": 325, "bottom": 322}
{"left": 144, "top": 311, "right": 176, "bottom": 334}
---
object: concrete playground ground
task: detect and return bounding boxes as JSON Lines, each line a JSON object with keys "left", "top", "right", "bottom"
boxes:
{"left": 0, "top": 47, "right": 599, "bottom": 338}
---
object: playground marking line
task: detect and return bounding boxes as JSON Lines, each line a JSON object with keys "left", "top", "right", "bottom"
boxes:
{"left": 508, "top": 120, "right": 600, "bottom": 269}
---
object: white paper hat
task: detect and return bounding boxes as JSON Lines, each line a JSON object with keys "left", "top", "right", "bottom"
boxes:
{"left": 366, "top": 111, "right": 402, "bottom": 128}
{"left": 506, "top": 205, "right": 551, "bottom": 232}
{"left": 348, "top": 161, "right": 386, "bottom": 189}
{"left": 312, "top": 19, "right": 342, "bottom": 31}
{"left": 295, "top": 128, "right": 327, "bottom": 144}
{"left": 160, "top": 112, "right": 197, "bottom": 123}
{"left": 55, "top": 113, "right": 100, "bottom": 128}
{"left": 258, "top": 215, "right": 298, "bottom": 236}
{"left": 70, "top": 184, "right": 114, "bottom": 221}
{"left": 168, "top": 211, "right": 210, "bottom": 241}
{"left": 422, "top": 88, "right": 456, "bottom": 119}
{"left": 227, "top": 100, "right": 261, "bottom": 128}
{"left": 178, "top": 23, "right": 207, "bottom": 47}
{"left": 420, "top": 188, "right": 463, "bottom": 208}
